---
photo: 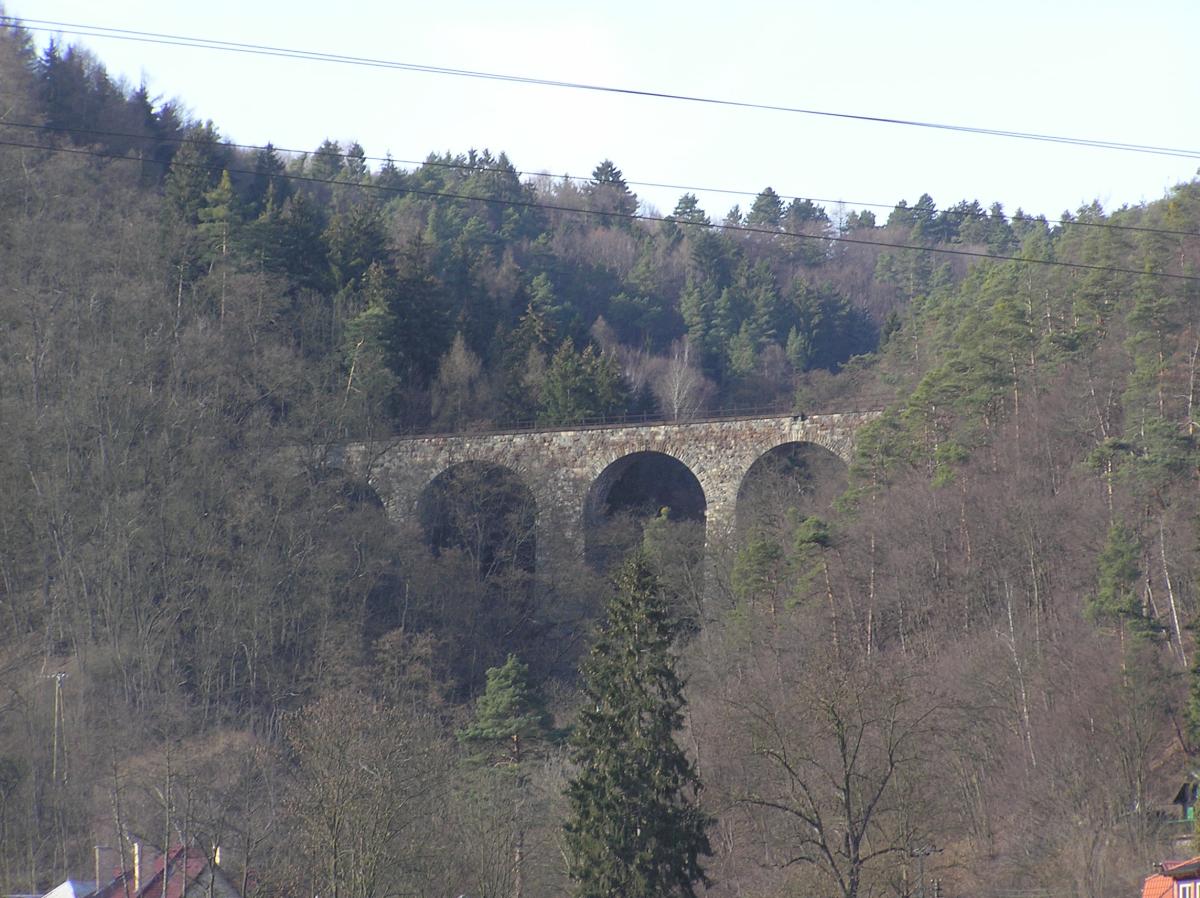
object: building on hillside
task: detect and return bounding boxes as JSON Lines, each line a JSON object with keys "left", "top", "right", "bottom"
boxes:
{"left": 1175, "top": 779, "right": 1200, "bottom": 824}
{"left": 47, "top": 846, "right": 241, "bottom": 898}
{"left": 1143, "top": 857, "right": 1200, "bottom": 898}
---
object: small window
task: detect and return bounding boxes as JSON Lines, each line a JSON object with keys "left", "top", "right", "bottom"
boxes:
{"left": 1180, "top": 882, "right": 1195, "bottom": 898}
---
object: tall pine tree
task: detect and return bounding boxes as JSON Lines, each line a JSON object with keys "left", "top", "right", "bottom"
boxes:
{"left": 459, "top": 654, "right": 554, "bottom": 898}
{"left": 564, "top": 555, "right": 711, "bottom": 898}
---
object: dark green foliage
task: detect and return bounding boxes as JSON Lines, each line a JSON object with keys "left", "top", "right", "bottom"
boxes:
{"left": 538, "top": 340, "right": 628, "bottom": 425}
{"left": 671, "top": 193, "right": 710, "bottom": 227}
{"left": 515, "top": 272, "right": 566, "bottom": 352}
{"left": 786, "top": 280, "right": 877, "bottom": 373}
{"left": 310, "top": 138, "right": 344, "bottom": 180}
{"left": 843, "top": 208, "right": 876, "bottom": 230}
{"left": 273, "top": 191, "right": 331, "bottom": 291}
{"left": 564, "top": 555, "right": 712, "bottom": 898}
{"left": 163, "top": 122, "right": 226, "bottom": 225}
{"left": 747, "top": 187, "right": 784, "bottom": 230}
{"left": 342, "top": 235, "right": 453, "bottom": 392}
{"left": 246, "top": 142, "right": 290, "bottom": 214}
{"left": 35, "top": 41, "right": 183, "bottom": 169}
{"left": 1086, "top": 524, "right": 1157, "bottom": 636}
{"left": 586, "top": 159, "right": 639, "bottom": 223}
{"left": 731, "top": 531, "right": 788, "bottom": 606}
{"left": 325, "top": 201, "right": 389, "bottom": 291}
{"left": 459, "top": 654, "right": 552, "bottom": 764}
{"left": 1188, "top": 640, "right": 1200, "bottom": 748}
{"left": 784, "top": 198, "right": 828, "bottom": 231}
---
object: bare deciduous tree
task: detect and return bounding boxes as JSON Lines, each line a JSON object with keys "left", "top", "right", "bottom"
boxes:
{"left": 285, "top": 690, "right": 450, "bottom": 898}
{"left": 651, "top": 339, "right": 714, "bottom": 421}
{"left": 733, "top": 650, "right": 941, "bottom": 898}
{"left": 431, "top": 333, "right": 493, "bottom": 431}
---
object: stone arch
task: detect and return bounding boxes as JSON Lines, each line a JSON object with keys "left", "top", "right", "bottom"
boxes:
{"left": 583, "top": 450, "right": 707, "bottom": 570}
{"left": 735, "top": 440, "right": 849, "bottom": 532}
{"left": 417, "top": 460, "right": 538, "bottom": 575}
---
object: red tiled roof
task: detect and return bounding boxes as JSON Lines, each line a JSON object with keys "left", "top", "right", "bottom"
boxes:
{"left": 1144, "top": 873, "right": 1174, "bottom": 898}
{"left": 137, "top": 847, "right": 209, "bottom": 898}
{"left": 91, "top": 847, "right": 225, "bottom": 898}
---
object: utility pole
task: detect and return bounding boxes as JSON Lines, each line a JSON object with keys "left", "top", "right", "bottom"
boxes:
{"left": 910, "top": 845, "right": 941, "bottom": 898}
{"left": 43, "top": 672, "right": 69, "bottom": 783}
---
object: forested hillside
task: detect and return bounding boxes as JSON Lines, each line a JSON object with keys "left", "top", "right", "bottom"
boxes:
{"left": 3, "top": 14, "right": 1200, "bottom": 898}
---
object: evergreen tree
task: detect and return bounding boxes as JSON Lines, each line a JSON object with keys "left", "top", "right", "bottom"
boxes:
{"left": 310, "top": 138, "right": 344, "bottom": 180}
{"left": 670, "top": 193, "right": 710, "bottom": 227}
{"left": 585, "top": 159, "right": 638, "bottom": 224}
{"left": 519, "top": 272, "right": 566, "bottom": 350}
{"left": 538, "top": 341, "right": 628, "bottom": 426}
{"left": 342, "top": 262, "right": 401, "bottom": 408}
{"left": 325, "top": 201, "right": 388, "bottom": 292}
{"left": 459, "top": 655, "right": 554, "bottom": 898}
{"left": 198, "top": 170, "right": 243, "bottom": 262}
{"left": 377, "top": 153, "right": 405, "bottom": 191}
{"left": 1188, "top": 642, "right": 1200, "bottom": 748}
{"left": 679, "top": 278, "right": 720, "bottom": 375}
{"left": 246, "top": 142, "right": 289, "bottom": 215}
{"left": 343, "top": 141, "right": 369, "bottom": 182}
{"left": 1086, "top": 522, "right": 1157, "bottom": 638}
{"left": 274, "top": 191, "right": 330, "bottom": 293}
{"left": 746, "top": 187, "right": 784, "bottom": 230}
{"left": 163, "top": 122, "right": 225, "bottom": 226}
{"left": 197, "top": 170, "right": 244, "bottom": 319}
{"left": 843, "top": 209, "right": 876, "bottom": 231}
{"left": 564, "top": 555, "right": 712, "bottom": 898}
{"left": 910, "top": 192, "right": 940, "bottom": 241}
{"left": 460, "top": 654, "right": 552, "bottom": 763}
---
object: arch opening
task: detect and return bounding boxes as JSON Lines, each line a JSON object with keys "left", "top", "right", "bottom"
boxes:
{"left": 418, "top": 461, "right": 537, "bottom": 577}
{"left": 735, "top": 441, "right": 848, "bottom": 534}
{"left": 584, "top": 451, "right": 706, "bottom": 572}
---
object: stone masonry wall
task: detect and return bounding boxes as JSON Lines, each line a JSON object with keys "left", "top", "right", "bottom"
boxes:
{"left": 340, "top": 411, "right": 877, "bottom": 565}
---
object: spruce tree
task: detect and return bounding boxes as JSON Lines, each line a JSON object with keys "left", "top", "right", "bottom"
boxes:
{"left": 564, "top": 554, "right": 711, "bottom": 898}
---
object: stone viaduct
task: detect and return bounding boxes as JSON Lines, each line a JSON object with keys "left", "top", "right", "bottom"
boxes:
{"left": 334, "top": 411, "right": 878, "bottom": 568}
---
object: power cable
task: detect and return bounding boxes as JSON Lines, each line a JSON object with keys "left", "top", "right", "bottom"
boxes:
{"left": 6, "top": 15, "right": 1200, "bottom": 162}
{"left": 0, "top": 134, "right": 1196, "bottom": 283}
{"left": 4, "top": 117, "right": 1199, "bottom": 241}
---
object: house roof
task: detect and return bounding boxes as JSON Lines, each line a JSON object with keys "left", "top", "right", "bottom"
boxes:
{"left": 136, "top": 847, "right": 209, "bottom": 898}
{"left": 1145, "top": 873, "right": 1175, "bottom": 898}
{"left": 42, "top": 881, "right": 98, "bottom": 898}
{"left": 90, "top": 847, "right": 238, "bottom": 898}
{"left": 1165, "top": 858, "right": 1200, "bottom": 880}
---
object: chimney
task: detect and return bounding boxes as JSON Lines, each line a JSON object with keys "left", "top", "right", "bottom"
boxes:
{"left": 132, "top": 842, "right": 141, "bottom": 895}
{"left": 213, "top": 846, "right": 221, "bottom": 867}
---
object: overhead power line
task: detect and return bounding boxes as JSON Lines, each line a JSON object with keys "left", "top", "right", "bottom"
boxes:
{"left": 1, "top": 134, "right": 1196, "bottom": 284}
{"left": 6, "top": 15, "right": 1200, "bottom": 162}
{"left": 4, "top": 117, "right": 1199, "bottom": 241}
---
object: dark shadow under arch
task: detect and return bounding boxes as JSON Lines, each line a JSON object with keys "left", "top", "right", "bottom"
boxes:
{"left": 584, "top": 451, "right": 706, "bottom": 571}
{"left": 418, "top": 461, "right": 537, "bottom": 577}
{"left": 736, "top": 441, "right": 848, "bottom": 533}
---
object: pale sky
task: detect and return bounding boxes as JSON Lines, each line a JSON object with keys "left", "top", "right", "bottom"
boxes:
{"left": 9, "top": 0, "right": 1200, "bottom": 224}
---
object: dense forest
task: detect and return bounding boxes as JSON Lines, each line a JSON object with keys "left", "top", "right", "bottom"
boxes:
{"left": 3, "top": 13, "right": 1200, "bottom": 898}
